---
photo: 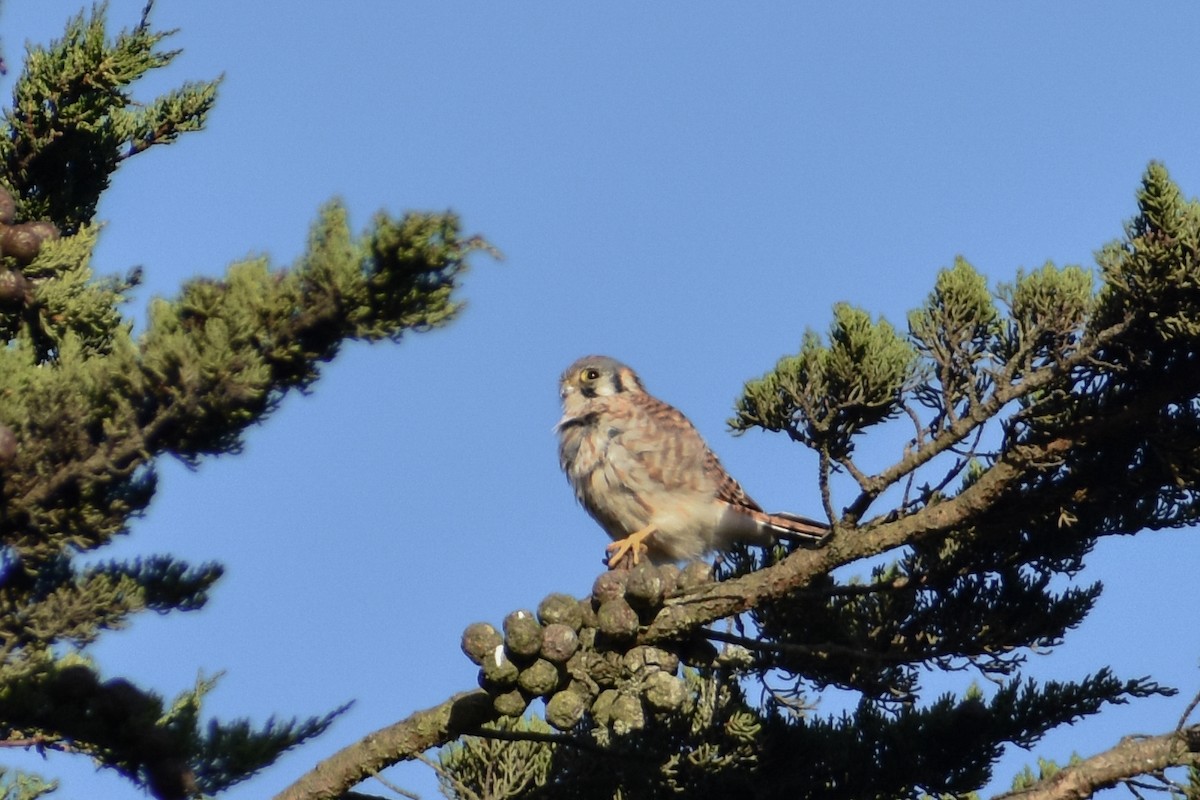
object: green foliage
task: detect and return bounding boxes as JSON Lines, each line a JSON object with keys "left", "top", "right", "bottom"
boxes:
{"left": 742, "top": 671, "right": 1160, "bottom": 800}
{"left": 1, "top": 2, "right": 218, "bottom": 230}
{"left": 436, "top": 162, "right": 1200, "bottom": 800}
{"left": 729, "top": 162, "right": 1200, "bottom": 543}
{"left": 997, "top": 262, "right": 1092, "bottom": 366}
{"left": 186, "top": 698, "right": 348, "bottom": 795}
{"left": 437, "top": 717, "right": 555, "bottom": 800}
{"left": 441, "top": 669, "right": 768, "bottom": 800}
{"left": 727, "top": 542, "right": 1104, "bottom": 701}
{"left": 1008, "top": 754, "right": 1082, "bottom": 792}
{"left": 733, "top": 303, "right": 917, "bottom": 459}
{"left": 0, "top": 658, "right": 341, "bottom": 797}
{"left": 440, "top": 664, "right": 1163, "bottom": 800}
{"left": 1094, "top": 162, "right": 1200, "bottom": 341}
{"left": 0, "top": 769, "right": 56, "bottom": 800}
{"left": 909, "top": 256, "right": 1000, "bottom": 419}
{"left": 0, "top": 4, "right": 491, "bottom": 797}
{"left": 1185, "top": 765, "right": 1200, "bottom": 799}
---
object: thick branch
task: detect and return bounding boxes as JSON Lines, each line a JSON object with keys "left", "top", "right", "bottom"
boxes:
{"left": 992, "top": 725, "right": 1200, "bottom": 800}
{"left": 642, "top": 433, "right": 1069, "bottom": 643}
{"left": 274, "top": 484, "right": 1010, "bottom": 800}
{"left": 275, "top": 331, "right": 1178, "bottom": 800}
{"left": 275, "top": 305, "right": 1193, "bottom": 800}
{"left": 276, "top": 427, "right": 1079, "bottom": 800}
{"left": 278, "top": 176, "right": 1200, "bottom": 800}
{"left": 274, "top": 691, "right": 495, "bottom": 800}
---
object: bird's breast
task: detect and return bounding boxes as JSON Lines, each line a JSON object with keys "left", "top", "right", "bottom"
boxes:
{"left": 557, "top": 415, "right": 601, "bottom": 475}
{"left": 557, "top": 414, "right": 652, "bottom": 534}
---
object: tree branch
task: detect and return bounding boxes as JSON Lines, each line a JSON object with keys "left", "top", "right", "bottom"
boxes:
{"left": 0, "top": 735, "right": 76, "bottom": 753}
{"left": 274, "top": 691, "right": 495, "bottom": 800}
{"left": 991, "top": 725, "right": 1200, "bottom": 800}
{"left": 277, "top": 175, "right": 1200, "bottom": 800}
{"left": 275, "top": 303, "right": 1195, "bottom": 800}
{"left": 275, "top": 422, "right": 1088, "bottom": 800}
{"left": 846, "top": 318, "right": 1130, "bottom": 520}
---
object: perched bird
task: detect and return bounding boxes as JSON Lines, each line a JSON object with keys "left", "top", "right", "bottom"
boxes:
{"left": 556, "top": 355, "right": 829, "bottom": 568}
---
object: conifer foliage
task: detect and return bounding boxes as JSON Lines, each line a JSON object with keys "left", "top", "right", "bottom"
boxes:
{"left": 8, "top": 5, "right": 1200, "bottom": 800}
{"left": 312, "top": 175, "right": 1200, "bottom": 799}
{"left": 0, "top": 5, "right": 488, "bottom": 799}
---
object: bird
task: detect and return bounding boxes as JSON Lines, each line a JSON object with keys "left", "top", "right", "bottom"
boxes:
{"left": 556, "top": 355, "right": 829, "bottom": 568}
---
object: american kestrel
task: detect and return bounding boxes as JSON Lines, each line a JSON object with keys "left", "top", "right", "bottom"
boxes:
{"left": 556, "top": 355, "right": 829, "bottom": 568}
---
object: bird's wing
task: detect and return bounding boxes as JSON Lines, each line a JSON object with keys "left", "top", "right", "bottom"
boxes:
{"left": 615, "top": 392, "right": 722, "bottom": 496}
{"left": 620, "top": 392, "right": 767, "bottom": 510}
{"left": 706, "top": 448, "right": 765, "bottom": 512}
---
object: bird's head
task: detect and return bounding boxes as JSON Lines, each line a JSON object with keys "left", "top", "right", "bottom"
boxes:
{"left": 558, "top": 355, "right": 645, "bottom": 415}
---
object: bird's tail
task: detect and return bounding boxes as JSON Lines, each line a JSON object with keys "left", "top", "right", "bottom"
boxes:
{"left": 761, "top": 511, "right": 831, "bottom": 546}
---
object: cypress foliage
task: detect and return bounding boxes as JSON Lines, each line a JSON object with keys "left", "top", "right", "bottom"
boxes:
{"left": 0, "top": 5, "right": 490, "bottom": 798}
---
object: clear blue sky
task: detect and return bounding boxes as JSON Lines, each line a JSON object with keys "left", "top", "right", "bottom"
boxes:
{"left": 4, "top": 3, "right": 1200, "bottom": 798}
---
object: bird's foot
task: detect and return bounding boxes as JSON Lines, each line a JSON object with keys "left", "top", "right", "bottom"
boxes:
{"left": 606, "top": 527, "right": 655, "bottom": 569}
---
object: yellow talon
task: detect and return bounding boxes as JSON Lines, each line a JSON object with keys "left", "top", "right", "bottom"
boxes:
{"left": 606, "top": 526, "right": 655, "bottom": 569}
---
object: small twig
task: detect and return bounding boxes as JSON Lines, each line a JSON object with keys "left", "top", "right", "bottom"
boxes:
{"left": 836, "top": 454, "right": 872, "bottom": 493}
{"left": 760, "top": 678, "right": 817, "bottom": 719}
{"left": 137, "top": 0, "right": 157, "bottom": 30}
{"left": 1120, "top": 772, "right": 1184, "bottom": 798}
{"left": 901, "top": 453, "right": 917, "bottom": 509}
{"left": 1124, "top": 775, "right": 1171, "bottom": 794}
{"left": 923, "top": 423, "right": 989, "bottom": 502}
{"left": 364, "top": 767, "right": 422, "bottom": 800}
{"left": 414, "top": 752, "right": 477, "bottom": 800}
{"left": 466, "top": 727, "right": 609, "bottom": 755}
{"left": 703, "top": 627, "right": 906, "bottom": 666}
{"left": 1175, "top": 687, "right": 1200, "bottom": 730}
{"left": 795, "top": 576, "right": 915, "bottom": 598}
{"left": 818, "top": 449, "right": 836, "bottom": 524}
{"left": 897, "top": 401, "right": 930, "bottom": 511}
{"left": 0, "top": 735, "right": 74, "bottom": 754}
{"left": 942, "top": 363, "right": 963, "bottom": 426}
{"left": 1121, "top": 778, "right": 1148, "bottom": 800}
{"left": 902, "top": 401, "right": 928, "bottom": 447}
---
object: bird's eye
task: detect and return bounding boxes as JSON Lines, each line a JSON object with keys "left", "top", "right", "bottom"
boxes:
{"left": 580, "top": 368, "right": 600, "bottom": 382}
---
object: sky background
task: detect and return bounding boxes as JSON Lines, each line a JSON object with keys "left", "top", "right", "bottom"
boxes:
{"left": 4, "top": 3, "right": 1200, "bottom": 798}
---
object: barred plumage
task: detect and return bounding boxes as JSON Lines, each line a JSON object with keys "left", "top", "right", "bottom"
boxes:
{"left": 556, "top": 355, "right": 828, "bottom": 568}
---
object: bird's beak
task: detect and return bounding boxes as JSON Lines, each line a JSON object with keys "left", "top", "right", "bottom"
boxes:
{"left": 555, "top": 383, "right": 576, "bottom": 431}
